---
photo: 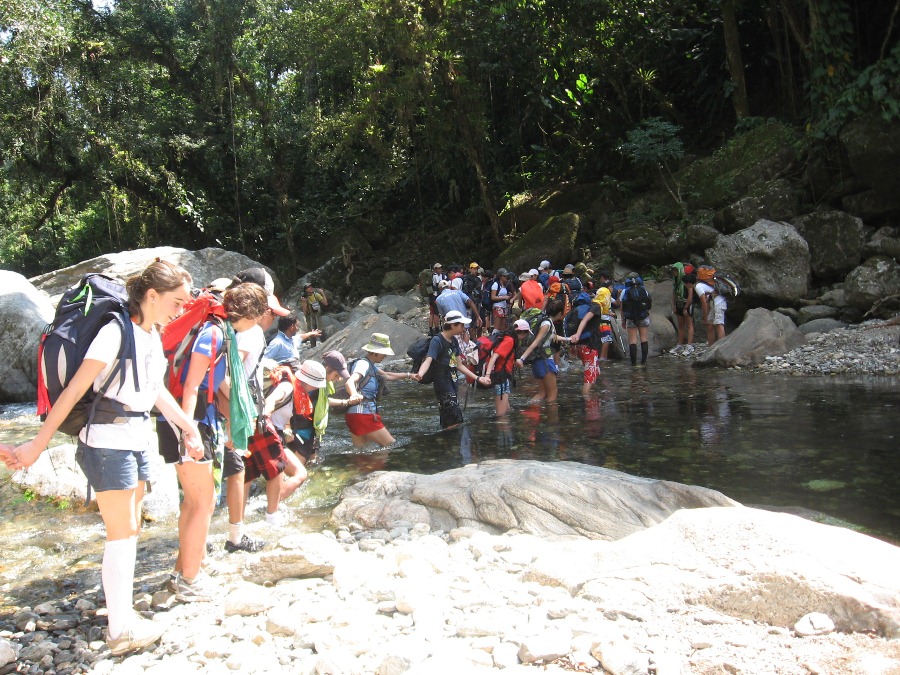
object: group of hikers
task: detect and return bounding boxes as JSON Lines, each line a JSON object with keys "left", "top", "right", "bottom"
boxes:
{"left": 0, "top": 255, "right": 738, "bottom": 656}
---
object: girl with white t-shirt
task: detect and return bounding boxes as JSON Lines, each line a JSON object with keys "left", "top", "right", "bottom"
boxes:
{"left": 2, "top": 261, "right": 202, "bottom": 656}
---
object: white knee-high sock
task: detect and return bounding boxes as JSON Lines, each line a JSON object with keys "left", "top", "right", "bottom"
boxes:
{"left": 103, "top": 537, "right": 137, "bottom": 639}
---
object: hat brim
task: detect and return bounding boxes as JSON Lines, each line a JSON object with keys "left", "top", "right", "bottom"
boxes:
{"left": 447, "top": 316, "right": 472, "bottom": 326}
{"left": 363, "top": 345, "right": 395, "bottom": 356}
{"left": 268, "top": 295, "right": 290, "bottom": 316}
{"left": 297, "top": 373, "right": 326, "bottom": 388}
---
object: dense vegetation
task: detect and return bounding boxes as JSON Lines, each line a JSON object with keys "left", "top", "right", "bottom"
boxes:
{"left": 1, "top": 0, "right": 897, "bottom": 282}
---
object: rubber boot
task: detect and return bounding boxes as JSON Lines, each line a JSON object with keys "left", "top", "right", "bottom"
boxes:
{"left": 629, "top": 343, "right": 638, "bottom": 366}
{"left": 640, "top": 341, "right": 649, "bottom": 365}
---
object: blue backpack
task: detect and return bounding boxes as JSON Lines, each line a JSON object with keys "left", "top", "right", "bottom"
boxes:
{"left": 563, "top": 292, "right": 600, "bottom": 341}
{"left": 622, "top": 277, "right": 652, "bottom": 320}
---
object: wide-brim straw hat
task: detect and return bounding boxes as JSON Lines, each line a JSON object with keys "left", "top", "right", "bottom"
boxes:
{"left": 362, "top": 333, "right": 395, "bottom": 355}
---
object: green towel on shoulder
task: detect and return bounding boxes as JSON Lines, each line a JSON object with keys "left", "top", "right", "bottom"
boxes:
{"left": 225, "top": 322, "right": 257, "bottom": 452}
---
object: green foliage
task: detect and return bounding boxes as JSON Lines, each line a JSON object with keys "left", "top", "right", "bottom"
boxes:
{"left": 619, "top": 117, "right": 684, "bottom": 169}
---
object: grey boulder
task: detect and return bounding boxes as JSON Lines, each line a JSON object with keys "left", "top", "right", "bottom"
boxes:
{"left": 694, "top": 308, "right": 805, "bottom": 368}
{"left": 706, "top": 219, "right": 810, "bottom": 304}
{"left": 791, "top": 210, "right": 865, "bottom": 280}
{"left": 331, "top": 459, "right": 739, "bottom": 540}
{"left": 844, "top": 255, "right": 900, "bottom": 315}
{"left": 0, "top": 272, "right": 55, "bottom": 402}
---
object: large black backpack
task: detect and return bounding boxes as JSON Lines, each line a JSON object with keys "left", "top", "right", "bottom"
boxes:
{"left": 37, "top": 274, "right": 140, "bottom": 436}
{"left": 622, "top": 278, "right": 652, "bottom": 320}
{"left": 461, "top": 274, "right": 482, "bottom": 307}
{"left": 407, "top": 335, "right": 435, "bottom": 384}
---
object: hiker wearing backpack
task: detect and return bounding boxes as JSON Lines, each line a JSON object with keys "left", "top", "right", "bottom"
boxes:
{"left": 435, "top": 280, "right": 483, "bottom": 331}
{"left": 569, "top": 285, "right": 614, "bottom": 396}
{"left": 490, "top": 269, "right": 516, "bottom": 332}
{"left": 479, "top": 329, "right": 518, "bottom": 416}
{"left": 428, "top": 263, "right": 447, "bottom": 336}
{"left": 343, "top": 334, "right": 419, "bottom": 446}
{"left": 561, "top": 264, "right": 584, "bottom": 295}
{"left": 300, "top": 283, "right": 328, "bottom": 347}
{"left": 156, "top": 282, "right": 268, "bottom": 602}
{"left": 518, "top": 269, "right": 544, "bottom": 311}
{"left": 670, "top": 263, "right": 696, "bottom": 355}
{"left": 416, "top": 311, "right": 490, "bottom": 429}
{"left": 619, "top": 272, "right": 653, "bottom": 366}
{"left": 515, "top": 298, "right": 568, "bottom": 403}
{"left": 479, "top": 269, "right": 494, "bottom": 334}
{"left": 4, "top": 260, "right": 202, "bottom": 655}
{"left": 462, "top": 263, "right": 484, "bottom": 331}
{"left": 695, "top": 271, "right": 727, "bottom": 345}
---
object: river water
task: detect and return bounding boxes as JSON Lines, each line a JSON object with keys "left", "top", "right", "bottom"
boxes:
{"left": 1, "top": 356, "right": 898, "bottom": 607}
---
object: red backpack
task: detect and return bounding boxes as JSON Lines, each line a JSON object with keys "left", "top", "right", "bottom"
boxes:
{"left": 160, "top": 290, "right": 228, "bottom": 404}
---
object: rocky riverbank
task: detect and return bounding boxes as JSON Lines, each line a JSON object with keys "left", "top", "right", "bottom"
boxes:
{"left": 2, "top": 504, "right": 900, "bottom": 675}
{"left": 669, "top": 319, "right": 900, "bottom": 376}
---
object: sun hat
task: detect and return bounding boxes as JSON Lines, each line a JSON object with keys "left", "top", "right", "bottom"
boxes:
{"left": 362, "top": 333, "right": 395, "bottom": 356}
{"left": 563, "top": 264, "right": 575, "bottom": 274}
{"left": 518, "top": 272, "right": 531, "bottom": 282}
{"left": 296, "top": 360, "right": 327, "bottom": 388}
{"left": 322, "top": 351, "right": 350, "bottom": 379}
{"left": 443, "top": 310, "right": 472, "bottom": 325}
{"left": 513, "top": 319, "right": 531, "bottom": 333}
{"left": 438, "top": 279, "right": 451, "bottom": 289}
{"left": 208, "top": 278, "right": 232, "bottom": 293}
{"left": 433, "top": 262, "right": 443, "bottom": 270}
{"left": 232, "top": 267, "right": 290, "bottom": 316}
{"left": 539, "top": 260, "right": 550, "bottom": 270}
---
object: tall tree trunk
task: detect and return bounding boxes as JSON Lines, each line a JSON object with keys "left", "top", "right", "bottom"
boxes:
{"left": 722, "top": 0, "right": 750, "bottom": 119}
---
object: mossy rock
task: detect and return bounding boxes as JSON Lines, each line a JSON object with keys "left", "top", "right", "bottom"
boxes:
{"left": 607, "top": 225, "right": 671, "bottom": 266}
{"left": 678, "top": 123, "right": 801, "bottom": 210}
{"left": 500, "top": 183, "right": 600, "bottom": 235}
{"left": 495, "top": 212, "right": 581, "bottom": 273}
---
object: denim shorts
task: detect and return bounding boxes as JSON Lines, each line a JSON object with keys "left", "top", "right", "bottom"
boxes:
{"left": 531, "top": 357, "right": 559, "bottom": 379}
{"left": 625, "top": 317, "right": 651, "bottom": 329}
{"left": 76, "top": 442, "right": 152, "bottom": 493}
{"left": 493, "top": 379, "right": 512, "bottom": 397}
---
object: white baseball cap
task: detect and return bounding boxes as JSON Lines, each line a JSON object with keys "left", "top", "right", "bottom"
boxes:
{"left": 444, "top": 310, "right": 472, "bottom": 325}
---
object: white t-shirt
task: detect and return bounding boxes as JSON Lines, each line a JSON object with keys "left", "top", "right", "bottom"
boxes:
{"left": 491, "top": 281, "right": 510, "bottom": 309}
{"left": 79, "top": 321, "right": 167, "bottom": 451}
{"left": 237, "top": 324, "right": 266, "bottom": 390}
{"left": 450, "top": 276, "right": 463, "bottom": 291}
{"left": 695, "top": 282, "right": 727, "bottom": 309}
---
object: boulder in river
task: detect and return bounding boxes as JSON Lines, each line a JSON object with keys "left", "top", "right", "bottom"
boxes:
{"left": 706, "top": 219, "right": 811, "bottom": 304}
{"left": 330, "top": 459, "right": 739, "bottom": 539}
{"left": 791, "top": 210, "right": 865, "bottom": 281}
{"left": 304, "top": 312, "right": 423, "bottom": 366}
{"left": 694, "top": 307, "right": 806, "bottom": 368}
{"left": 0, "top": 272, "right": 55, "bottom": 403}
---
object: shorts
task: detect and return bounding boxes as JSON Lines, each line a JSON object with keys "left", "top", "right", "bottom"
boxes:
{"left": 493, "top": 379, "right": 512, "bottom": 397}
{"left": 245, "top": 421, "right": 287, "bottom": 482}
{"left": 492, "top": 306, "right": 508, "bottom": 319}
{"left": 576, "top": 344, "right": 599, "bottom": 385}
{"left": 625, "top": 317, "right": 651, "bottom": 329}
{"left": 76, "top": 442, "right": 151, "bottom": 493}
{"left": 223, "top": 447, "right": 245, "bottom": 479}
{"left": 531, "top": 357, "right": 559, "bottom": 379}
{"left": 708, "top": 304, "right": 726, "bottom": 325}
{"left": 345, "top": 412, "right": 386, "bottom": 437}
{"left": 283, "top": 430, "right": 319, "bottom": 462}
{"left": 599, "top": 323, "right": 613, "bottom": 344}
{"left": 429, "top": 297, "right": 439, "bottom": 315}
{"left": 675, "top": 300, "right": 694, "bottom": 317}
{"left": 157, "top": 418, "right": 217, "bottom": 464}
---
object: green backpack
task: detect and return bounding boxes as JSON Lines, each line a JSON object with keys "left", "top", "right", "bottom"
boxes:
{"left": 519, "top": 308, "right": 554, "bottom": 360}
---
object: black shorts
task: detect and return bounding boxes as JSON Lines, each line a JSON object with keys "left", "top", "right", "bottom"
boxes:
{"left": 282, "top": 430, "right": 320, "bottom": 462}
{"left": 157, "top": 418, "right": 216, "bottom": 464}
{"left": 223, "top": 448, "right": 245, "bottom": 479}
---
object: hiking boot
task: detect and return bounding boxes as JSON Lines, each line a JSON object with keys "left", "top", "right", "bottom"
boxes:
{"left": 175, "top": 571, "right": 217, "bottom": 603}
{"left": 106, "top": 617, "right": 166, "bottom": 656}
{"left": 224, "top": 535, "right": 266, "bottom": 554}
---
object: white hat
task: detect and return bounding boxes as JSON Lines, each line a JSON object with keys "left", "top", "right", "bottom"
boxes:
{"left": 296, "top": 360, "right": 327, "bottom": 388}
{"left": 539, "top": 260, "right": 550, "bottom": 270}
{"left": 513, "top": 319, "right": 532, "bottom": 333}
{"left": 528, "top": 268, "right": 539, "bottom": 276}
{"left": 438, "top": 279, "right": 451, "bottom": 290}
{"left": 443, "top": 310, "right": 472, "bottom": 325}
